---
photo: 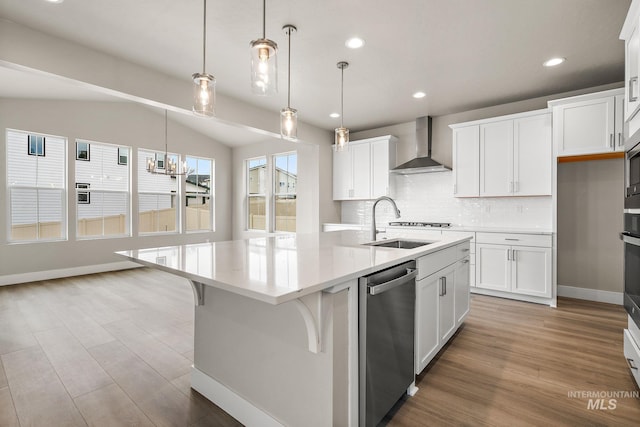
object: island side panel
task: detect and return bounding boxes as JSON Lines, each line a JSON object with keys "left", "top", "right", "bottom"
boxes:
{"left": 193, "top": 286, "right": 349, "bottom": 427}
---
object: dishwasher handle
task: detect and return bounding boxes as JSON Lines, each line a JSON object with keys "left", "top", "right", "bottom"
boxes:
{"left": 368, "top": 268, "right": 417, "bottom": 295}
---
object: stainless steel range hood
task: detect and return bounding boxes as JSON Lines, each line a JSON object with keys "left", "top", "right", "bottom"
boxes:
{"left": 391, "top": 116, "right": 450, "bottom": 174}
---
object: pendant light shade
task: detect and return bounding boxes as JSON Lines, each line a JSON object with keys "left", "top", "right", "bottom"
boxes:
{"left": 192, "top": 0, "right": 215, "bottom": 117}
{"left": 280, "top": 24, "right": 297, "bottom": 140}
{"left": 192, "top": 73, "right": 215, "bottom": 117}
{"left": 250, "top": 0, "right": 278, "bottom": 95}
{"left": 335, "top": 61, "right": 350, "bottom": 151}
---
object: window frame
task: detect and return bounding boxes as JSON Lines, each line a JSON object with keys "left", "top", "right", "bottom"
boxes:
{"left": 8, "top": 129, "right": 67, "bottom": 243}
{"left": 246, "top": 156, "right": 267, "bottom": 232}
{"left": 138, "top": 148, "right": 180, "bottom": 235}
{"left": 272, "top": 151, "right": 297, "bottom": 233}
{"left": 75, "top": 139, "right": 131, "bottom": 240}
{"left": 185, "top": 155, "right": 215, "bottom": 233}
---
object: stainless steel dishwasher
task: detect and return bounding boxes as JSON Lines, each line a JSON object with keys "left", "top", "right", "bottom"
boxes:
{"left": 359, "top": 260, "right": 417, "bottom": 427}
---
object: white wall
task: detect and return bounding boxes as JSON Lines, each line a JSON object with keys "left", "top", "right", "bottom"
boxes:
{"left": 0, "top": 99, "right": 232, "bottom": 279}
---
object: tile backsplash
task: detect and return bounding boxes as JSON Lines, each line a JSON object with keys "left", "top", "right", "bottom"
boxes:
{"left": 341, "top": 171, "right": 552, "bottom": 229}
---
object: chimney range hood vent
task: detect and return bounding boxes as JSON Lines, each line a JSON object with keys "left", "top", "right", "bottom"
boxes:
{"left": 391, "top": 116, "right": 450, "bottom": 174}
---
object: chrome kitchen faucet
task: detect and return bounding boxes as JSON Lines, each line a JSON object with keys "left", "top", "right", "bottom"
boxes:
{"left": 371, "top": 196, "right": 400, "bottom": 241}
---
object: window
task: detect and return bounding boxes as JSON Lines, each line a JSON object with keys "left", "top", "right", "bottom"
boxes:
{"left": 138, "top": 149, "right": 179, "bottom": 233}
{"left": 76, "top": 141, "right": 90, "bottom": 161}
{"left": 76, "top": 183, "right": 90, "bottom": 204}
{"left": 75, "top": 140, "right": 130, "bottom": 238}
{"left": 185, "top": 156, "right": 214, "bottom": 232}
{"left": 8, "top": 130, "right": 66, "bottom": 242}
{"left": 27, "top": 135, "right": 45, "bottom": 156}
{"left": 273, "top": 152, "right": 297, "bottom": 232}
{"left": 247, "top": 157, "right": 267, "bottom": 231}
{"left": 118, "top": 147, "right": 128, "bottom": 165}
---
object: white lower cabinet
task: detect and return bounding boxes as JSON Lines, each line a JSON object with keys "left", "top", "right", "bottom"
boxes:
{"left": 415, "top": 242, "right": 470, "bottom": 374}
{"left": 415, "top": 273, "right": 440, "bottom": 371}
{"left": 475, "top": 232, "right": 552, "bottom": 300}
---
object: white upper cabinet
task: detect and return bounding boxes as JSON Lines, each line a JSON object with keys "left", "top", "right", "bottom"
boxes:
{"left": 548, "top": 88, "right": 625, "bottom": 157}
{"left": 621, "top": 0, "right": 640, "bottom": 125}
{"left": 452, "top": 110, "right": 552, "bottom": 198}
{"left": 480, "top": 120, "right": 513, "bottom": 196}
{"left": 350, "top": 142, "right": 371, "bottom": 199}
{"left": 332, "top": 135, "right": 397, "bottom": 201}
{"left": 452, "top": 125, "right": 479, "bottom": 197}
{"left": 513, "top": 113, "right": 553, "bottom": 195}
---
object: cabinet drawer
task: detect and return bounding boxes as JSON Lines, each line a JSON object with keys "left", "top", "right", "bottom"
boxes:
{"left": 624, "top": 329, "right": 640, "bottom": 388}
{"left": 475, "top": 232, "right": 551, "bottom": 247}
{"left": 417, "top": 245, "right": 458, "bottom": 280}
{"left": 456, "top": 242, "right": 472, "bottom": 259}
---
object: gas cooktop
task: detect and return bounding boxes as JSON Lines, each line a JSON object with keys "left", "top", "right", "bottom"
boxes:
{"left": 388, "top": 222, "right": 451, "bottom": 228}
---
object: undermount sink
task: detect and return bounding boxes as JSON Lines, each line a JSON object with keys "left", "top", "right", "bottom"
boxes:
{"left": 364, "top": 239, "right": 434, "bottom": 249}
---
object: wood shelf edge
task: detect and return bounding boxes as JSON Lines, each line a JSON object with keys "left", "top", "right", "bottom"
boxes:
{"left": 557, "top": 152, "right": 625, "bottom": 163}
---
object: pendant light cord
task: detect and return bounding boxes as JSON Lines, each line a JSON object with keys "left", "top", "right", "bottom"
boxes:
{"left": 340, "top": 66, "right": 344, "bottom": 128}
{"left": 202, "top": 0, "right": 207, "bottom": 73}
{"left": 287, "top": 27, "right": 291, "bottom": 108}
{"left": 262, "top": 0, "right": 266, "bottom": 39}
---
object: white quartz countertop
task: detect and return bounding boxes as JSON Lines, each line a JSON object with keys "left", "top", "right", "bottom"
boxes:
{"left": 116, "top": 231, "right": 470, "bottom": 305}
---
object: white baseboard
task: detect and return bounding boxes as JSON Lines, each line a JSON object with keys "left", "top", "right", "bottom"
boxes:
{"left": 0, "top": 261, "right": 141, "bottom": 286}
{"left": 557, "top": 285, "right": 623, "bottom": 305}
{"left": 190, "top": 367, "right": 283, "bottom": 427}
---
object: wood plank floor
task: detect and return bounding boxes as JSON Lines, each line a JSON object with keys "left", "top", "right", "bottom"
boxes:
{"left": 1, "top": 268, "right": 639, "bottom": 426}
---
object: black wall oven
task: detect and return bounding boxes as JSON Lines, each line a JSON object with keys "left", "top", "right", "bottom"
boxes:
{"left": 623, "top": 211, "right": 640, "bottom": 327}
{"left": 624, "top": 139, "right": 640, "bottom": 327}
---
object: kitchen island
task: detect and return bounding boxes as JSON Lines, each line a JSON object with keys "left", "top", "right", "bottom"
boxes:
{"left": 117, "top": 231, "right": 471, "bottom": 427}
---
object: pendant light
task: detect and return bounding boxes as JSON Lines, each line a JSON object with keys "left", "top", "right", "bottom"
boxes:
{"left": 192, "top": 0, "right": 215, "bottom": 117}
{"left": 280, "top": 25, "right": 297, "bottom": 140}
{"left": 250, "top": 0, "right": 278, "bottom": 95}
{"left": 335, "top": 61, "right": 350, "bottom": 151}
{"left": 147, "top": 110, "right": 192, "bottom": 176}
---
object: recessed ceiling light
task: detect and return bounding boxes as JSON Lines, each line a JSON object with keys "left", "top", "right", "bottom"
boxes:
{"left": 45, "top": 0, "right": 64, "bottom": 3}
{"left": 543, "top": 57, "right": 565, "bottom": 67}
{"left": 345, "top": 37, "right": 365, "bottom": 49}
{"left": 330, "top": 113, "right": 340, "bottom": 118}
{"left": 412, "top": 91, "right": 426, "bottom": 99}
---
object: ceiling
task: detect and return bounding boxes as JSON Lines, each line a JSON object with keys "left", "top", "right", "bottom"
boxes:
{"left": 0, "top": 0, "right": 631, "bottom": 134}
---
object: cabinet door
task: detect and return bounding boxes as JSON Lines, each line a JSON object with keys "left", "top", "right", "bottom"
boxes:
{"left": 350, "top": 142, "right": 371, "bottom": 199}
{"left": 370, "top": 138, "right": 390, "bottom": 198}
{"left": 615, "top": 95, "right": 626, "bottom": 152}
{"left": 454, "top": 258, "right": 470, "bottom": 325}
{"left": 439, "top": 270, "right": 456, "bottom": 343}
{"left": 625, "top": 22, "right": 640, "bottom": 122}
{"left": 513, "top": 113, "right": 552, "bottom": 196}
{"left": 332, "top": 147, "right": 352, "bottom": 200}
{"left": 511, "top": 246, "right": 552, "bottom": 298}
{"left": 476, "top": 244, "right": 511, "bottom": 292}
{"left": 415, "top": 275, "right": 440, "bottom": 374}
{"left": 453, "top": 125, "right": 479, "bottom": 197}
{"left": 555, "top": 96, "right": 615, "bottom": 156}
{"left": 479, "top": 120, "right": 513, "bottom": 197}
